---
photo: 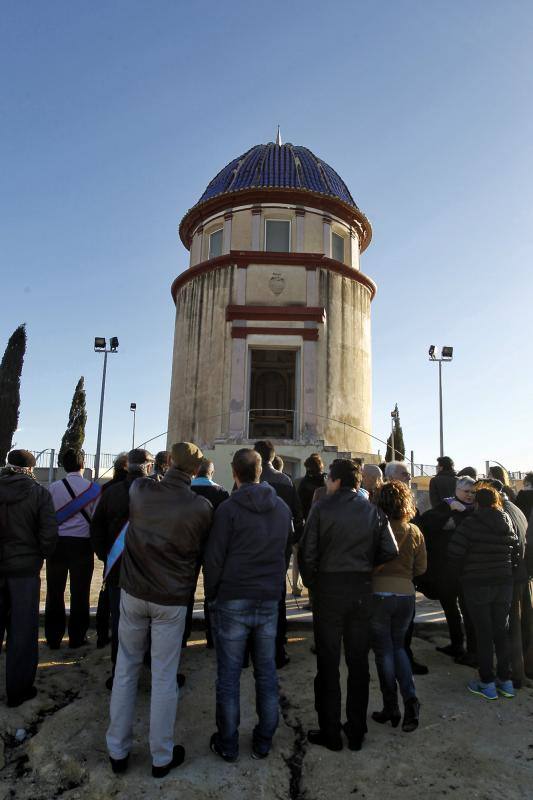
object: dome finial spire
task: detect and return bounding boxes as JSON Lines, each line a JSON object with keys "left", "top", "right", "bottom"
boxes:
{"left": 276, "top": 125, "right": 282, "bottom": 146}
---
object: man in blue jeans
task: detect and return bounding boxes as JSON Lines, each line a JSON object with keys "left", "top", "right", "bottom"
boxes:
{"left": 204, "top": 448, "right": 292, "bottom": 762}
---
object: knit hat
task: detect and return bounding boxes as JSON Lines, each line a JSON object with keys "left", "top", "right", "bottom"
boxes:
{"left": 171, "top": 442, "right": 204, "bottom": 474}
{"left": 8, "top": 449, "right": 36, "bottom": 469}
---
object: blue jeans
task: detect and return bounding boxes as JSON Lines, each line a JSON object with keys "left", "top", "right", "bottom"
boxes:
{"left": 371, "top": 594, "right": 416, "bottom": 708}
{"left": 211, "top": 599, "right": 279, "bottom": 758}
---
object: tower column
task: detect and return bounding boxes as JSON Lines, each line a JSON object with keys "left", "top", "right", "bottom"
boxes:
{"left": 251, "top": 205, "right": 261, "bottom": 250}
{"left": 223, "top": 212, "right": 233, "bottom": 254}
{"left": 296, "top": 207, "right": 305, "bottom": 252}
{"left": 323, "top": 216, "right": 332, "bottom": 257}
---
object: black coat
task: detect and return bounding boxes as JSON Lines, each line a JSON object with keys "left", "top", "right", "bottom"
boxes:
{"left": 90, "top": 471, "right": 141, "bottom": 586}
{"left": 419, "top": 500, "right": 474, "bottom": 591}
{"left": 502, "top": 498, "right": 529, "bottom": 583}
{"left": 297, "top": 473, "right": 326, "bottom": 521}
{"left": 0, "top": 472, "right": 58, "bottom": 577}
{"left": 260, "top": 462, "right": 304, "bottom": 549}
{"left": 191, "top": 482, "right": 229, "bottom": 511}
{"left": 516, "top": 490, "right": 533, "bottom": 522}
{"left": 299, "top": 488, "right": 398, "bottom": 590}
{"left": 429, "top": 470, "right": 457, "bottom": 508}
{"left": 448, "top": 507, "right": 520, "bottom": 584}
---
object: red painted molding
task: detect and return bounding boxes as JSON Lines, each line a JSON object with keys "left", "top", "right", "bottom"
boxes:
{"left": 179, "top": 187, "right": 372, "bottom": 253}
{"left": 227, "top": 305, "right": 326, "bottom": 323}
{"left": 231, "top": 326, "right": 319, "bottom": 341}
{"left": 170, "top": 250, "right": 377, "bottom": 303}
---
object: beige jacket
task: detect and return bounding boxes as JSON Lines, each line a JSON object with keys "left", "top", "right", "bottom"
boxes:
{"left": 372, "top": 520, "right": 427, "bottom": 595}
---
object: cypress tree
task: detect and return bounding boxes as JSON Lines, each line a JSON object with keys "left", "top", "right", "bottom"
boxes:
{"left": 58, "top": 376, "right": 87, "bottom": 466}
{"left": 385, "top": 404, "right": 406, "bottom": 462}
{"left": 0, "top": 324, "right": 27, "bottom": 466}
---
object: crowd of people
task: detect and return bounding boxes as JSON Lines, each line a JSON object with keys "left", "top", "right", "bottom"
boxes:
{"left": 0, "top": 443, "right": 532, "bottom": 777}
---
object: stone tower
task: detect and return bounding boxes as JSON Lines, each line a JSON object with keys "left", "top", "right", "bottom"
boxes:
{"left": 168, "top": 140, "right": 377, "bottom": 484}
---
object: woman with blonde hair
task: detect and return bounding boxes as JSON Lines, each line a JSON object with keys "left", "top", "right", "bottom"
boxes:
{"left": 371, "top": 480, "right": 427, "bottom": 732}
{"left": 449, "top": 486, "right": 520, "bottom": 700}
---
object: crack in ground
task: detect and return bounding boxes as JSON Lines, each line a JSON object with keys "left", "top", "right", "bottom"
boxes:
{"left": 279, "top": 690, "right": 309, "bottom": 800}
{"left": 3, "top": 688, "right": 81, "bottom": 771}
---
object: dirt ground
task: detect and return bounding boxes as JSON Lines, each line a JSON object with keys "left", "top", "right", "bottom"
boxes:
{"left": 1, "top": 621, "right": 533, "bottom": 800}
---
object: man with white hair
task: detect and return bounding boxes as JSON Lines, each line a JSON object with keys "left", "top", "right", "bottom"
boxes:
{"left": 384, "top": 461, "right": 428, "bottom": 675}
{"left": 362, "top": 464, "right": 383, "bottom": 501}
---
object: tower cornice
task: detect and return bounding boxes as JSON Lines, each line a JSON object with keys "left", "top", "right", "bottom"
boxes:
{"left": 179, "top": 188, "right": 372, "bottom": 253}
{"left": 170, "top": 250, "right": 377, "bottom": 305}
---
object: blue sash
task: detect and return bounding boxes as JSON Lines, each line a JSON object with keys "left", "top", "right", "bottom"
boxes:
{"left": 104, "top": 521, "right": 129, "bottom": 581}
{"left": 55, "top": 482, "right": 101, "bottom": 525}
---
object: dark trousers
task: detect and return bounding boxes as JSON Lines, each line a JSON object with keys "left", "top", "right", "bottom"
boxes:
{"left": 438, "top": 580, "right": 476, "bottom": 653}
{"left": 45, "top": 537, "right": 94, "bottom": 647}
{"left": 276, "top": 582, "right": 287, "bottom": 661}
{"left": 96, "top": 583, "right": 111, "bottom": 645}
{"left": 463, "top": 582, "right": 512, "bottom": 684}
{"left": 313, "top": 576, "right": 371, "bottom": 743}
{"left": 0, "top": 575, "right": 40, "bottom": 702}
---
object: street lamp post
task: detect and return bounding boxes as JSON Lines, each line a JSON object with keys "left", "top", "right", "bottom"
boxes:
{"left": 130, "top": 403, "right": 137, "bottom": 449}
{"left": 428, "top": 345, "right": 453, "bottom": 458}
{"left": 94, "top": 337, "right": 119, "bottom": 480}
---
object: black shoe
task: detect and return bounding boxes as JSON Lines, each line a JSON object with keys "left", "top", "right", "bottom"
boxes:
{"left": 307, "top": 729, "right": 343, "bottom": 751}
{"left": 411, "top": 661, "right": 429, "bottom": 675}
{"left": 342, "top": 723, "right": 365, "bottom": 751}
{"left": 371, "top": 707, "right": 401, "bottom": 728}
{"left": 97, "top": 636, "right": 110, "bottom": 649}
{"left": 276, "top": 653, "right": 290, "bottom": 669}
{"left": 105, "top": 675, "right": 114, "bottom": 691}
{"left": 402, "top": 698, "right": 420, "bottom": 732}
{"left": 109, "top": 754, "right": 129, "bottom": 774}
{"left": 69, "top": 638, "right": 89, "bottom": 649}
{"left": 436, "top": 644, "right": 465, "bottom": 658}
{"left": 210, "top": 733, "right": 238, "bottom": 763}
{"left": 454, "top": 651, "right": 478, "bottom": 667}
{"left": 7, "top": 686, "right": 38, "bottom": 708}
{"left": 251, "top": 747, "right": 269, "bottom": 760}
{"left": 152, "top": 745, "right": 185, "bottom": 778}
{"left": 177, "top": 673, "right": 186, "bottom": 688}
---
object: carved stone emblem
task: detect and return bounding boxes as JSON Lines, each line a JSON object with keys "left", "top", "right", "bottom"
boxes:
{"left": 269, "top": 272, "right": 285, "bottom": 295}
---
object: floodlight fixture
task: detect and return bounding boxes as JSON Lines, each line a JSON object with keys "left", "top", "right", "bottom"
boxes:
{"left": 94, "top": 337, "right": 106, "bottom": 351}
{"left": 130, "top": 402, "right": 137, "bottom": 411}
{"left": 93, "top": 335, "right": 121, "bottom": 478}
{"left": 428, "top": 345, "right": 435, "bottom": 359}
{"left": 441, "top": 346, "right": 453, "bottom": 360}
{"left": 110, "top": 336, "right": 119, "bottom": 352}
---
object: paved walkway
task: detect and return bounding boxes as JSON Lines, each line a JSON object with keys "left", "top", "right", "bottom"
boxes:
{"left": 39, "top": 556, "right": 445, "bottom": 625}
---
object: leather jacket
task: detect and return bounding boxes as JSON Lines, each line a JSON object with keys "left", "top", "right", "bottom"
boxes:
{"left": 298, "top": 488, "right": 398, "bottom": 589}
{"left": 120, "top": 467, "right": 213, "bottom": 605}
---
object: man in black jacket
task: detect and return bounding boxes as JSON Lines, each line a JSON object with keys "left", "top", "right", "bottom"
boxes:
{"left": 254, "top": 440, "right": 303, "bottom": 667}
{"left": 0, "top": 450, "right": 58, "bottom": 707}
{"left": 299, "top": 459, "right": 398, "bottom": 752}
{"left": 106, "top": 442, "right": 212, "bottom": 778}
{"left": 429, "top": 456, "right": 457, "bottom": 508}
{"left": 204, "top": 448, "right": 291, "bottom": 762}
{"left": 90, "top": 449, "right": 154, "bottom": 683}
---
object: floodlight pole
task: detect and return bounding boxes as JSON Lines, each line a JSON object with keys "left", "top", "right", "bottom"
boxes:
{"left": 131, "top": 406, "right": 136, "bottom": 449}
{"left": 438, "top": 359, "right": 444, "bottom": 458}
{"left": 94, "top": 350, "right": 108, "bottom": 481}
{"left": 94, "top": 338, "right": 119, "bottom": 480}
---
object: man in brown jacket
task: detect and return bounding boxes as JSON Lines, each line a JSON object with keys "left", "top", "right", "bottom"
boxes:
{"left": 106, "top": 443, "right": 212, "bottom": 779}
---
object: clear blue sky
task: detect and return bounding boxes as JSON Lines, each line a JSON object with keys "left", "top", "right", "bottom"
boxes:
{"left": 1, "top": 1, "right": 531, "bottom": 473}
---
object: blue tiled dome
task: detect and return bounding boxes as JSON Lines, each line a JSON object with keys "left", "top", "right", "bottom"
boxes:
{"left": 196, "top": 143, "right": 358, "bottom": 209}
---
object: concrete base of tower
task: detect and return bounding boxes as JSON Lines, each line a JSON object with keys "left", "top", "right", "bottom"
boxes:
{"left": 198, "top": 440, "right": 381, "bottom": 493}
